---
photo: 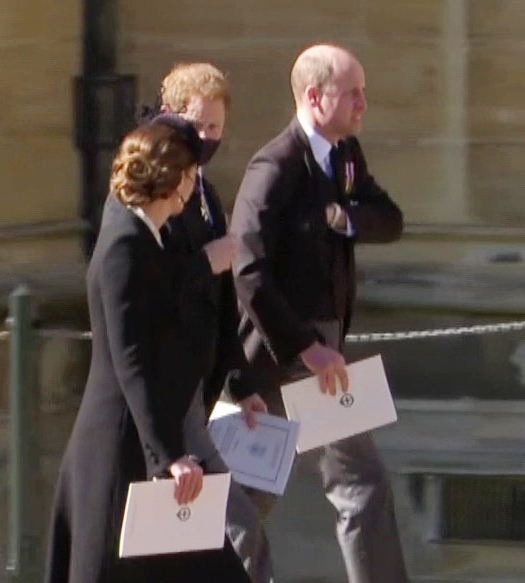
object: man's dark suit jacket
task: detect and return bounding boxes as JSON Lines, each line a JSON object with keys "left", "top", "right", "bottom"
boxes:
{"left": 231, "top": 118, "right": 403, "bottom": 381}
{"left": 163, "top": 179, "right": 254, "bottom": 414}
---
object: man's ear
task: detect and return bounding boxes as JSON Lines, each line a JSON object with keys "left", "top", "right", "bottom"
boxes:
{"left": 305, "top": 85, "right": 319, "bottom": 108}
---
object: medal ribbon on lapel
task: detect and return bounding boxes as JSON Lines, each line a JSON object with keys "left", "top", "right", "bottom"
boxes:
{"left": 344, "top": 159, "right": 355, "bottom": 195}
{"left": 196, "top": 173, "right": 213, "bottom": 226}
{"left": 330, "top": 144, "right": 354, "bottom": 195}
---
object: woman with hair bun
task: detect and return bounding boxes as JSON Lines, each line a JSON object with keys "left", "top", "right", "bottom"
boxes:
{"left": 44, "top": 115, "right": 251, "bottom": 583}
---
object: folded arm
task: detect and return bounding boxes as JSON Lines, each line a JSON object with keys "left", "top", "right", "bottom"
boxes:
{"left": 340, "top": 138, "right": 403, "bottom": 243}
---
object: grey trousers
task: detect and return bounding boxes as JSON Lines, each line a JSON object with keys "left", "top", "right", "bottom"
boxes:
{"left": 182, "top": 387, "right": 274, "bottom": 583}
{"left": 250, "top": 321, "right": 408, "bottom": 583}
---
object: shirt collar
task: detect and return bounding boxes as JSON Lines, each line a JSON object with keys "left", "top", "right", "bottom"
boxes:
{"left": 127, "top": 205, "right": 164, "bottom": 249}
{"left": 296, "top": 111, "right": 333, "bottom": 172}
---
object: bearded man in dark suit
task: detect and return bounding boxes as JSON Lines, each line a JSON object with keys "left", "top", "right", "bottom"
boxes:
{"left": 231, "top": 44, "right": 408, "bottom": 583}
{"left": 158, "top": 62, "right": 273, "bottom": 583}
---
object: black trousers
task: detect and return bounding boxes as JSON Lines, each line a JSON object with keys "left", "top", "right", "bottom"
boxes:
{"left": 249, "top": 320, "right": 408, "bottom": 583}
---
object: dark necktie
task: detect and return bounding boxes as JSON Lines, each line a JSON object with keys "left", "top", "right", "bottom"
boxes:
{"left": 328, "top": 143, "right": 348, "bottom": 319}
{"left": 329, "top": 144, "right": 345, "bottom": 195}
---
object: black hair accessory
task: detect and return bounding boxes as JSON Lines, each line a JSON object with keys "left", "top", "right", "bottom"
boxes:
{"left": 149, "top": 113, "right": 204, "bottom": 164}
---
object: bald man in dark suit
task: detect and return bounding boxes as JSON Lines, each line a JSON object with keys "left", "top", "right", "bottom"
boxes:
{"left": 158, "top": 62, "right": 273, "bottom": 583}
{"left": 231, "top": 44, "right": 408, "bottom": 583}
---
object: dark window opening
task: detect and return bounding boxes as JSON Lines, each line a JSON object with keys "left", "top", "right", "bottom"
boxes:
{"left": 440, "top": 476, "right": 525, "bottom": 541}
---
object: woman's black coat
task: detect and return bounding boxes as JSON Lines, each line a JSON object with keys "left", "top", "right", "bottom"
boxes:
{"left": 44, "top": 196, "right": 250, "bottom": 583}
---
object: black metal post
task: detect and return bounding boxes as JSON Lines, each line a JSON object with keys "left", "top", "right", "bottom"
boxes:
{"left": 76, "top": 0, "right": 136, "bottom": 259}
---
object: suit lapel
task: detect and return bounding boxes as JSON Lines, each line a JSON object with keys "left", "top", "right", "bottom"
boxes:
{"left": 179, "top": 188, "right": 211, "bottom": 251}
{"left": 288, "top": 118, "right": 339, "bottom": 210}
{"left": 289, "top": 117, "right": 314, "bottom": 173}
{"left": 287, "top": 118, "right": 324, "bottom": 200}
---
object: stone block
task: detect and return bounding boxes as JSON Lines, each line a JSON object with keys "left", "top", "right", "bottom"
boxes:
{"left": 121, "top": 0, "right": 246, "bottom": 38}
{"left": 468, "top": 143, "right": 525, "bottom": 225}
{"left": 0, "top": 137, "right": 79, "bottom": 223}
{"left": 0, "top": 42, "right": 79, "bottom": 136}
{"left": 365, "top": 0, "right": 449, "bottom": 42}
{"left": 120, "top": 0, "right": 367, "bottom": 41}
{"left": 467, "top": 0, "right": 525, "bottom": 40}
{"left": 362, "top": 142, "right": 470, "bottom": 224}
{"left": 0, "top": 37, "right": 80, "bottom": 225}
{"left": 467, "top": 47, "right": 525, "bottom": 138}
{"left": 362, "top": 43, "right": 449, "bottom": 140}
{"left": 0, "top": 341, "right": 7, "bottom": 412}
{"left": 38, "top": 337, "right": 90, "bottom": 413}
{"left": 0, "top": 238, "right": 86, "bottom": 333}
{"left": 0, "top": 0, "right": 80, "bottom": 41}
{"left": 217, "top": 0, "right": 367, "bottom": 41}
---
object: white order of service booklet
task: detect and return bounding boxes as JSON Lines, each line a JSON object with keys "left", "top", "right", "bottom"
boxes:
{"left": 208, "top": 403, "right": 299, "bottom": 495}
{"left": 119, "top": 473, "right": 230, "bottom": 558}
{"left": 280, "top": 354, "right": 397, "bottom": 453}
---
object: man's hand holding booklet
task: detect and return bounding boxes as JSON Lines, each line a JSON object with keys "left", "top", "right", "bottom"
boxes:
{"left": 208, "top": 406, "right": 299, "bottom": 496}
{"left": 281, "top": 354, "right": 397, "bottom": 453}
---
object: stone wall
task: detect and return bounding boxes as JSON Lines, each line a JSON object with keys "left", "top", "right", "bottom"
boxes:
{"left": 1, "top": 4, "right": 525, "bottom": 581}
{"left": 118, "top": 0, "right": 525, "bottom": 274}
{"left": 118, "top": 0, "right": 524, "bottom": 216}
{"left": 0, "top": 0, "right": 84, "bottom": 303}
{"left": 1, "top": 0, "right": 524, "bottom": 299}
{"left": 0, "top": 0, "right": 81, "bottom": 223}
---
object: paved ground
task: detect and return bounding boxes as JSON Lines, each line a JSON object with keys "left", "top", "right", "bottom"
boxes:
{"left": 265, "top": 451, "right": 348, "bottom": 583}
{"left": 3, "top": 319, "right": 525, "bottom": 582}
{"left": 264, "top": 401, "right": 525, "bottom": 583}
{"left": 3, "top": 407, "right": 525, "bottom": 583}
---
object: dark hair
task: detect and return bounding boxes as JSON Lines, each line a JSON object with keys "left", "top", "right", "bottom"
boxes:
{"left": 110, "top": 116, "right": 200, "bottom": 206}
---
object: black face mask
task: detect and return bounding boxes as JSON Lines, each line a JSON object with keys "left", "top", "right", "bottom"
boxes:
{"left": 200, "top": 138, "right": 221, "bottom": 165}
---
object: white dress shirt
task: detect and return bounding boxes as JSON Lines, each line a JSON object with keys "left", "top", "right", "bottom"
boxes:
{"left": 296, "top": 113, "right": 354, "bottom": 236}
{"left": 297, "top": 111, "right": 334, "bottom": 177}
